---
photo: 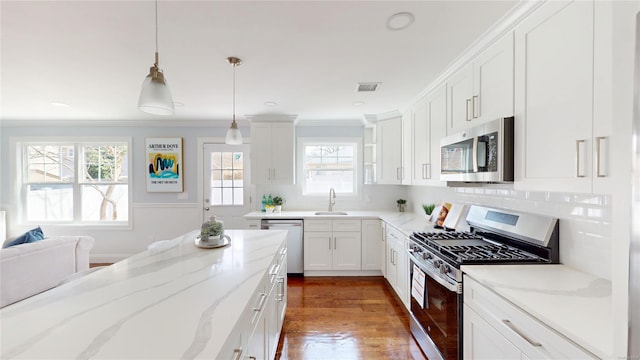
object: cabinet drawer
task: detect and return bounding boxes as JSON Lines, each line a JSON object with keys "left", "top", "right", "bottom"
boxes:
{"left": 464, "top": 276, "right": 596, "bottom": 359}
{"left": 332, "top": 219, "right": 361, "bottom": 232}
{"left": 304, "top": 219, "right": 332, "bottom": 231}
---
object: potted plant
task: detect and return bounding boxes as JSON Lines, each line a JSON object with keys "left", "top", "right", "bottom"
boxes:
{"left": 200, "top": 216, "right": 224, "bottom": 240}
{"left": 422, "top": 203, "right": 436, "bottom": 221}
{"left": 397, "top": 199, "right": 407, "bottom": 213}
{"left": 273, "top": 196, "right": 284, "bottom": 213}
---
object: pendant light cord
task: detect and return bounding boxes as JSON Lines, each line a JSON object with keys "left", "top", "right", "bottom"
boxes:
{"left": 232, "top": 62, "right": 236, "bottom": 123}
{"left": 154, "top": 0, "right": 159, "bottom": 67}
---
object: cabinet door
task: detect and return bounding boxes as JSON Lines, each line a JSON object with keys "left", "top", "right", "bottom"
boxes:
{"left": 333, "top": 232, "right": 361, "bottom": 270}
{"left": 473, "top": 32, "right": 514, "bottom": 124}
{"left": 514, "top": 0, "right": 594, "bottom": 193}
{"left": 447, "top": 64, "right": 474, "bottom": 135}
{"left": 361, "top": 219, "right": 383, "bottom": 271}
{"left": 463, "top": 304, "right": 522, "bottom": 359}
{"left": 266, "top": 290, "right": 279, "bottom": 360}
{"left": 303, "top": 232, "right": 332, "bottom": 270}
{"left": 411, "top": 98, "right": 429, "bottom": 185}
{"left": 377, "top": 117, "right": 403, "bottom": 184}
{"left": 402, "top": 111, "right": 413, "bottom": 185}
{"left": 270, "top": 122, "right": 295, "bottom": 184}
{"left": 428, "top": 84, "right": 447, "bottom": 184}
{"left": 396, "top": 236, "right": 410, "bottom": 309}
{"left": 251, "top": 123, "right": 273, "bottom": 185}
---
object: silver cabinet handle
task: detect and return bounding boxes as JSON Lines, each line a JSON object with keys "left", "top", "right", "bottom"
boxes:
{"left": 472, "top": 95, "right": 479, "bottom": 118}
{"left": 277, "top": 277, "right": 285, "bottom": 301}
{"left": 423, "top": 163, "right": 431, "bottom": 179}
{"left": 253, "top": 293, "right": 267, "bottom": 312}
{"left": 466, "top": 99, "right": 472, "bottom": 121}
{"left": 232, "top": 349, "right": 242, "bottom": 360}
{"left": 396, "top": 167, "right": 401, "bottom": 181}
{"left": 595, "top": 136, "right": 607, "bottom": 177}
{"left": 576, "top": 140, "right": 586, "bottom": 177}
{"left": 502, "top": 320, "right": 542, "bottom": 347}
{"left": 329, "top": 237, "right": 332, "bottom": 250}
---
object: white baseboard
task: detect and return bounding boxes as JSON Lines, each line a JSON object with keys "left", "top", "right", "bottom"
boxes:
{"left": 303, "top": 270, "right": 383, "bottom": 277}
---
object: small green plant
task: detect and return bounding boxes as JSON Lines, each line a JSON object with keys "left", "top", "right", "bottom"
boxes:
{"left": 396, "top": 199, "right": 407, "bottom": 206}
{"left": 273, "top": 196, "right": 284, "bottom": 206}
{"left": 422, "top": 203, "right": 436, "bottom": 215}
{"left": 201, "top": 219, "right": 224, "bottom": 237}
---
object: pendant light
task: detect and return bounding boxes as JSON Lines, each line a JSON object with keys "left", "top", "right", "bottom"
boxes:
{"left": 138, "top": 0, "right": 174, "bottom": 116}
{"left": 225, "top": 57, "right": 243, "bottom": 145}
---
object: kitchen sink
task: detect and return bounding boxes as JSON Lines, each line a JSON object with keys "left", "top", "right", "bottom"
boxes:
{"left": 314, "top": 211, "right": 348, "bottom": 215}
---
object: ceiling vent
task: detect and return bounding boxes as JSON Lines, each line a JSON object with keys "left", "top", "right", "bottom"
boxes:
{"left": 356, "top": 82, "right": 381, "bottom": 92}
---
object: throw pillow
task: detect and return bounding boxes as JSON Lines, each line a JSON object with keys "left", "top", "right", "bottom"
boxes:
{"left": 3, "top": 226, "right": 45, "bottom": 248}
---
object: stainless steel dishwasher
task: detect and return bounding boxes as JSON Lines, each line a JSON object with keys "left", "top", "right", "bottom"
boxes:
{"left": 261, "top": 219, "right": 303, "bottom": 276}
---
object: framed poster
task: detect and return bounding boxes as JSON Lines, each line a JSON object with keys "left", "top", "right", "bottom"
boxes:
{"left": 146, "top": 137, "right": 183, "bottom": 192}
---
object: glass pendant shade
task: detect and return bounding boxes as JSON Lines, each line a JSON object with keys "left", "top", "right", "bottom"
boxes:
{"left": 225, "top": 119, "right": 243, "bottom": 145}
{"left": 138, "top": 55, "right": 174, "bottom": 116}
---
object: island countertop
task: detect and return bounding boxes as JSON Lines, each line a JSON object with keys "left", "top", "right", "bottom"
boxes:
{"left": 0, "top": 229, "right": 287, "bottom": 359}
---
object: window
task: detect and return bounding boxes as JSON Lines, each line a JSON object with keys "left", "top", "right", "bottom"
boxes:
{"left": 298, "top": 138, "right": 361, "bottom": 196}
{"left": 20, "top": 139, "right": 130, "bottom": 224}
{"left": 209, "top": 151, "right": 245, "bottom": 206}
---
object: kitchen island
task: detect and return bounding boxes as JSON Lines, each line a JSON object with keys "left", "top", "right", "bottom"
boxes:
{"left": 0, "top": 229, "right": 287, "bottom": 359}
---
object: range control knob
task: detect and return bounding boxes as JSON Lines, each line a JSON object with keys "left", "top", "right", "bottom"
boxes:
{"left": 412, "top": 245, "right": 421, "bottom": 253}
{"left": 433, "top": 260, "right": 442, "bottom": 268}
{"left": 440, "top": 264, "right": 450, "bottom": 274}
{"left": 422, "top": 253, "right": 429, "bottom": 260}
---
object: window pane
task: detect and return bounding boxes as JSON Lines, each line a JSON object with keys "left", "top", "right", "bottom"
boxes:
{"left": 26, "top": 145, "right": 74, "bottom": 183}
{"left": 302, "top": 142, "right": 357, "bottom": 195}
{"left": 211, "top": 188, "right": 222, "bottom": 205}
{"left": 211, "top": 152, "right": 222, "bottom": 170}
{"left": 26, "top": 184, "right": 73, "bottom": 221}
{"left": 82, "top": 144, "right": 128, "bottom": 184}
{"left": 209, "top": 151, "right": 245, "bottom": 206}
{"left": 81, "top": 184, "right": 129, "bottom": 221}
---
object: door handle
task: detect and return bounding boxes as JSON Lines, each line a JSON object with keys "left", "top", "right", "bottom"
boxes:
{"left": 576, "top": 139, "right": 586, "bottom": 178}
{"left": 595, "top": 136, "right": 607, "bottom": 177}
{"left": 466, "top": 99, "right": 472, "bottom": 121}
{"left": 472, "top": 95, "right": 479, "bottom": 118}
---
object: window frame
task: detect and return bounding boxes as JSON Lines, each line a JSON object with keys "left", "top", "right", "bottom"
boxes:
{"left": 14, "top": 136, "right": 133, "bottom": 228}
{"left": 296, "top": 137, "right": 363, "bottom": 199}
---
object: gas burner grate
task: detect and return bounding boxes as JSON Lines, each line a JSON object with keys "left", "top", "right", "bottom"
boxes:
{"left": 442, "top": 244, "right": 540, "bottom": 262}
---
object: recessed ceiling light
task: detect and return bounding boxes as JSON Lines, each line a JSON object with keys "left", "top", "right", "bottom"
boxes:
{"left": 353, "top": 101, "right": 365, "bottom": 106}
{"left": 50, "top": 101, "right": 70, "bottom": 107}
{"left": 387, "top": 12, "right": 414, "bottom": 31}
{"left": 264, "top": 101, "right": 278, "bottom": 107}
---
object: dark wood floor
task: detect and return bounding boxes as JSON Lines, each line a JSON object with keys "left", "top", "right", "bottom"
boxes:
{"left": 275, "top": 276, "right": 426, "bottom": 360}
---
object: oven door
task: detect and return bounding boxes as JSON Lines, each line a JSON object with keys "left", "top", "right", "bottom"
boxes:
{"left": 409, "top": 256, "right": 462, "bottom": 360}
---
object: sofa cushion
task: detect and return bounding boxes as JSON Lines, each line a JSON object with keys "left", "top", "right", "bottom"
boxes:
{"left": 3, "top": 226, "right": 44, "bottom": 248}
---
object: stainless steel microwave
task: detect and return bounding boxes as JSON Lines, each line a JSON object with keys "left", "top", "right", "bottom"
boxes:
{"left": 440, "top": 117, "right": 514, "bottom": 182}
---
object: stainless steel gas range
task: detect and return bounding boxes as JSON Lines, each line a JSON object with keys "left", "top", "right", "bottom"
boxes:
{"left": 407, "top": 205, "right": 559, "bottom": 360}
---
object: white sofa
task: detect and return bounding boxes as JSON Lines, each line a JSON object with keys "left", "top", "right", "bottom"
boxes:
{"left": 1, "top": 235, "right": 95, "bottom": 308}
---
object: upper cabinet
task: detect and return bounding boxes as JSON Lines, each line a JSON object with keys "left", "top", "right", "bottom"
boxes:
{"left": 514, "top": 0, "right": 603, "bottom": 193}
{"left": 251, "top": 122, "right": 295, "bottom": 185}
{"left": 411, "top": 84, "right": 447, "bottom": 186}
{"left": 447, "top": 32, "right": 515, "bottom": 135}
{"left": 376, "top": 117, "right": 403, "bottom": 185}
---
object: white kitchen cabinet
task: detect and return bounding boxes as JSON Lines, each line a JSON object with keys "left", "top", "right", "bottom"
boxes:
{"left": 447, "top": 63, "right": 474, "bottom": 135}
{"left": 472, "top": 32, "right": 514, "bottom": 125}
{"left": 514, "top": 0, "right": 600, "bottom": 193}
{"left": 401, "top": 111, "right": 413, "bottom": 185}
{"left": 376, "top": 117, "right": 403, "bottom": 184}
{"left": 363, "top": 124, "right": 377, "bottom": 184}
{"left": 463, "top": 303, "right": 522, "bottom": 359}
{"left": 250, "top": 122, "right": 295, "bottom": 185}
{"left": 448, "top": 32, "right": 514, "bottom": 135}
{"left": 464, "top": 275, "right": 597, "bottom": 359}
{"left": 361, "top": 219, "right": 383, "bottom": 271}
{"left": 304, "top": 219, "right": 361, "bottom": 271}
{"left": 385, "top": 223, "right": 409, "bottom": 309}
{"left": 411, "top": 84, "right": 447, "bottom": 186}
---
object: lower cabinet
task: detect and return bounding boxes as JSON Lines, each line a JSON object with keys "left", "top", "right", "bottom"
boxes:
{"left": 463, "top": 275, "right": 596, "bottom": 359}
{"left": 222, "top": 244, "right": 287, "bottom": 360}
{"left": 304, "top": 219, "right": 362, "bottom": 271}
{"left": 384, "top": 223, "right": 409, "bottom": 309}
{"left": 361, "top": 219, "right": 383, "bottom": 271}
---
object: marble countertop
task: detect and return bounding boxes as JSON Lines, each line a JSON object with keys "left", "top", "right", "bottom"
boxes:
{"left": 244, "top": 210, "right": 438, "bottom": 236}
{"left": 461, "top": 264, "right": 612, "bottom": 359}
{"left": 0, "top": 229, "right": 287, "bottom": 359}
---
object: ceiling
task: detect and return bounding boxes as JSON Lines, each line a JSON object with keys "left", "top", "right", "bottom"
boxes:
{"left": 0, "top": 0, "right": 519, "bottom": 125}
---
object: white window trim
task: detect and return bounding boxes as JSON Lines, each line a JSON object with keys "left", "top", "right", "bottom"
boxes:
{"left": 12, "top": 136, "right": 133, "bottom": 229}
{"left": 296, "top": 137, "right": 363, "bottom": 199}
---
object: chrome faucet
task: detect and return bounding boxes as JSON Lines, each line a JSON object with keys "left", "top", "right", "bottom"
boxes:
{"left": 328, "top": 188, "right": 336, "bottom": 212}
